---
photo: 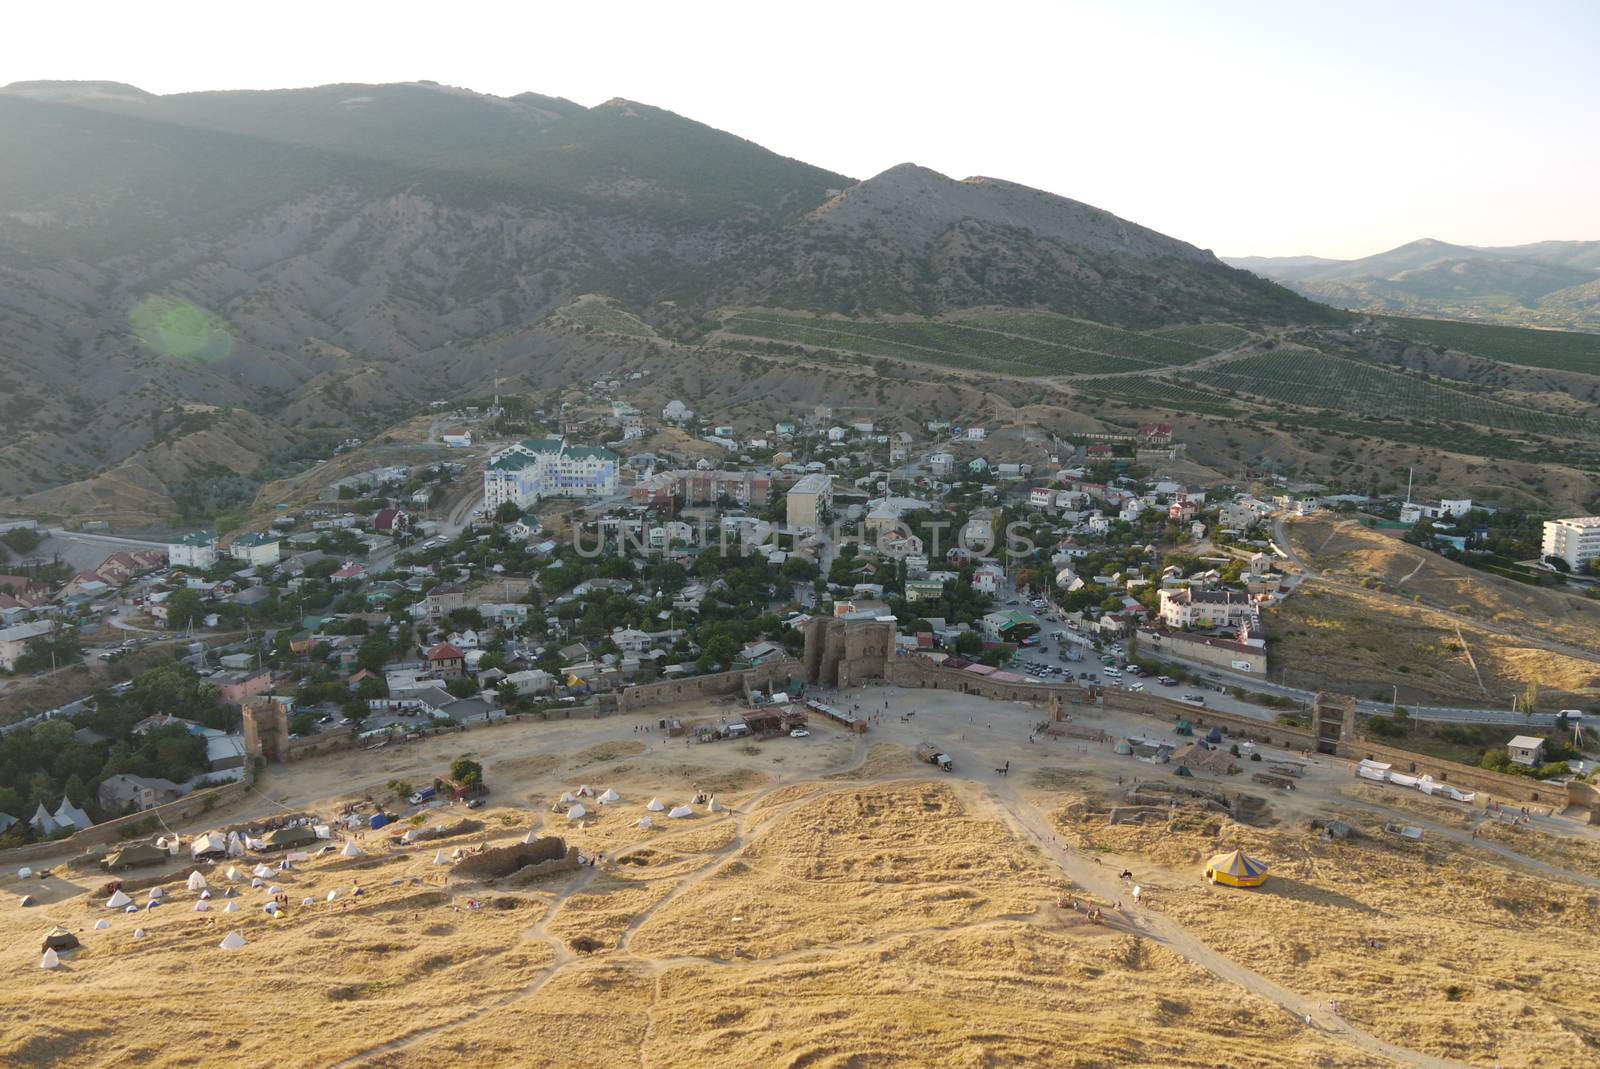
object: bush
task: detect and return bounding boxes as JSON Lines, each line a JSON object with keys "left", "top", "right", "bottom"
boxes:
{"left": 1249, "top": 752, "right": 1263, "bottom": 762}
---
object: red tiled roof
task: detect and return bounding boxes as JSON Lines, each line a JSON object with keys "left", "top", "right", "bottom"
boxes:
{"left": 426, "top": 641, "right": 464, "bottom": 661}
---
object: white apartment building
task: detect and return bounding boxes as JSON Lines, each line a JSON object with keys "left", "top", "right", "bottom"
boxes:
{"left": 1542, "top": 516, "right": 1600, "bottom": 570}
{"left": 168, "top": 531, "right": 218, "bottom": 569}
{"left": 483, "top": 437, "right": 620, "bottom": 510}
{"left": 1159, "top": 586, "right": 1256, "bottom": 629}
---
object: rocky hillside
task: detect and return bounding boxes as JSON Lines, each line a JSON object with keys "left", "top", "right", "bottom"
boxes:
{"left": 0, "top": 79, "right": 1324, "bottom": 503}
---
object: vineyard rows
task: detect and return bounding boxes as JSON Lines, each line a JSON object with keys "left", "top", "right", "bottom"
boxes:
{"left": 722, "top": 313, "right": 1157, "bottom": 376}
{"left": 1070, "top": 376, "right": 1244, "bottom": 415}
{"left": 1184, "top": 350, "right": 1599, "bottom": 440}
{"left": 1151, "top": 323, "right": 1256, "bottom": 349}
{"left": 959, "top": 312, "right": 1222, "bottom": 363}
{"left": 1376, "top": 315, "right": 1600, "bottom": 374}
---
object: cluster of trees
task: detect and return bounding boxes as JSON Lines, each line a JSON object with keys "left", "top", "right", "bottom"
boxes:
{"left": 0, "top": 662, "right": 229, "bottom": 845}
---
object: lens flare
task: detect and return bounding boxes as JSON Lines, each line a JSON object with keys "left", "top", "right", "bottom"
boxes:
{"left": 131, "top": 294, "right": 233, "bottom": 363}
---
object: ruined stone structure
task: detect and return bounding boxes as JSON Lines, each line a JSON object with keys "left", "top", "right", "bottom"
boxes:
{"left": 804, "top": 617, "right": 895, "bottom": 688}
{"left": 1312, "top": 692, "right": 1357, "bottom": 756}
{"left": 242, "top": 700, "right": 291, "bottom": 763}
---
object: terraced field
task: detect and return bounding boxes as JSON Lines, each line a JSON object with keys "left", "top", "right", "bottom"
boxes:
{"left": 1151, "top": 323, "right": 1257, "bottom": 349}
{"left": 1376, "top": 315, "right": 1600, "bottom": 373}
{"left": 720, "top": 311, "right": 1229, "bottom": 377}
{"left": 1183, "top": 349, "right": 1600, "bottom": 439}
{"left": 1070, "top": 376, "right": 1245, "bottom": 416}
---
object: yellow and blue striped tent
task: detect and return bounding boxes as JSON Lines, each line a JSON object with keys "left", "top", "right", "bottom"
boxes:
{"left": 1205, "top": 849, "right": 1268, "bottom": 888}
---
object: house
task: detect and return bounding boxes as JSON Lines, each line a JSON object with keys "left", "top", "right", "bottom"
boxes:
{"left": 0, "top": 619, "right": 56, "bottom": 671}
{"left": 786, "top": 473, "right": 833, "bottom": 529}
{"left": 972, "top": 563, "right": 1004, "bottom": 595}
{"left": 1138, "top": 422, "right": 1174, "bottom": 447}
{"left": 1159, "top": 587, "right": 1256, "bottom": 629}
{"left": 168, "top": 531, "right": 218, "bottom": 569}
{"left": 483, "top": 436, "right": 619, "bottom": 509}
{"left": 928, "top": 452, "right": 956, "bottom": 477}
{"left": 216, "top": 667, "right": 273, "bottom": 707}
{"left": 331, "top": 561, "right": 366, "bottom": 583}
{"left": 98, "top": 774, "right": 183, "bottom": 814}
{"left": 905, "top": 577, "right": 949, "bottom": 602}
{"left": 426, "top": 583, "right": 467, "bottom": 619}
{"left": 611, "top": 627, "right": 654, "bottom": 654}
{"left": 966, "top": 427, "right": 986, "bottom": 441}
{"left": 230, "top": 532, "right": 281, "bottom": 567}
{"left": 503, "top": 669, "right": 554, "bottom": 696}
{"left": 441, "top": 429, "right": 473, "bottom": 448}
{"left": 0, "top": 575, "right": 50, "bottom": 609}
{"left": 1028, "top": 488, "right": 1055, "bottom": 510}
{"left": 426, "top": 641, "right": 467, "bottom": 679}
{"left": 662, "top": 400, "right": 692, "bottom": 422}
{"left": 372, "top": 507, "right": 411, "bottom": 535}
{"left": 1507, "top": 736, "right": 1546, "bottom": 767}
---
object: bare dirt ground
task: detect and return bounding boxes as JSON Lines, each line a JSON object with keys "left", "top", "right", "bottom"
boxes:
{"left": 4, "top": 685, "right": 1598, "bottom": 1067}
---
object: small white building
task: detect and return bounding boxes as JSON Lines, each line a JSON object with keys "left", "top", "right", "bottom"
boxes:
{"left": 229, "top": 533, "right": 280, "bottom": 568}
{"left": 1507, "top": 735, "right": 1546, "bottom": 767}
{"left": 168, "top": 531, "right": 218, "bottom": 570}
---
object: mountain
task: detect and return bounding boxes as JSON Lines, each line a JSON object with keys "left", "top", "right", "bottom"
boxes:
{"left": 0, "top": 79, "right": 1323, "bottom": 509}
{"left": 1226, "top": 238, "right": 1600, "bottom": 331}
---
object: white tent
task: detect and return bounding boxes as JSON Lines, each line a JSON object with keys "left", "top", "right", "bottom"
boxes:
{"left": 94, "top": 919, "right": 111, "bottom": 930}
{"left": 708, "top": 797, "right": 724, "bottom": 813}
{"left": 199, "top": 889, "right": 212, "bottom": 900}
{"left": 133, "top": 928, "right": 146, "bottom": 940}
{"left": 559, "top": 792, "right": 576, "bottom": 805}
{"left": 17, "top": 866, "right": 32, "bottom": 879}
{"left": 194, "top": 900, "right": 210, "bottom": 912}
{"left": 668, "top": 805, "right": 694, "bottom": 819}
{"left": 126, "top": 904, "right": 140, "bottom": 914}
{"left": 326, "top": 889, "right": 339, "bottom": 902}
{"left": 646, "top": 798, "right": 666, "bottom": 812}
{"left": 598, "top": 788, "right": 621, "bottom": 804}
{"left": 267, "top": 885, "right": 283, "bottom": 896}
{"left": 106, "top": 890, "right": 132, "bottom": 909}
{"left": 637, "top": 816, "right": 655, "bottom": 830}
{"left": 186, "top": 871, "right": 208, "bottom": 891}
{"left": 264, "top": 902, "right": 280, "bottom": 915}
{"left": 218, "top": 930, "right": 246, "bottom": 950}
{"left": 40, "top": 948, "right": 60, "bottom": 969}
{"left": 301, "top": 897, "right": 315, "bottom": 906}
{"left": 223, "top": 902, "right": 238, "bottom": 913}
{"left": 576, "top": 784, "right": 593, "bottom": 797}
{"left": 250, "top": 878, "right": 264, "bottom": 889}
{"left": 340, "top": 841, "right": 364, "bottom": 858}
{"left": 252, "top": 864, "right": 273, "bottom": 879}
{"left": 313, "top": 824, "right": 331, "bottom": 839}
{"left": 521, "top": 830, "right": 540, "bottom": 845}
{"left": 402, "top": 828, "right": 420, "bottom": 843}
{"left": 148, "top": 887, "right": 165, "bottom": 900}
{"left": 191, "top": 832, "right": 228, "bottom": 859}
{"left": 433, "top": 851, "right": 450, "bottom": 866}
{"left": 18, "top": 894, "right": 36, "bottom": 907}
{"left": 226, "top": 831, "right": 245, "bottom": 857}
{"left": 225, "top": 866, "right": 243, "bottom": 882}
{"left": 566, "top": 804, "right": 589, "bottom": 821}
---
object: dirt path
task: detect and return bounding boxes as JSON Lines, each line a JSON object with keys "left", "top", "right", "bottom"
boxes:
{"left": 986, "top": 783, "right": 1475, "bottom": 1069}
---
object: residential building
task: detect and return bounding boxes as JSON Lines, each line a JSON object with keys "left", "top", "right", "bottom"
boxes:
{"left": 905, "top": 577, "right": 949, "bottom": 602}
{"left": 441, "top": 430, "right": 473, "bottom": 447}
{"left": 372, "top": 507, "right": 411, "bottom": 535}
{"left": 230, "top": 532, "right": 281, "bottom": 567}
{"left": 425, "top": 641, "right": 467, "bottom": 679}
{"left": 0, "top": 620, "right": 56, "bottom": 671}
{"left": 1399, "top": 498, "right": 1474, "bottom": 525}
{"left": 928, "top": 452, "right": 956, "bottom": 478}
{"left": 1542, "top": 516, "right": 1600, "bottom": 571}
{"left": 966, "top": 427, "right": 986, "bottom": 441}
{"left": 1158, "top": 587, "right": 1256, "bottom": 629}
{"left": 1507, "top": 735, "right": 1546, "bottom": 767}
{"left": 483, "top": 437, "right": 620, "bottom": 510}
{"left": 216, "top": 667, "right": 273, "bottom": 708}
{"left": 972, "top": 563, "right": 1003, "bottom": 595}
{"left": 786, "top": 473, "right": 833, "bottom": 529}
{"left": 98, "top": 774, "right": 183, "bottom": 814}
{"left": 168, "top": 531, "right": 219, "bottom": 569}
{"left": 426, "top": 583, "right": 467, "bottom": 619}
{"left": 1137, "top": 422, "right": 1174, "bottom": 447}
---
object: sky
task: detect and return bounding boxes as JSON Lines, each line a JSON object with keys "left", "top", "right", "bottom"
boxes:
{"left": 4, "top": 0, "right": 1597, "bottom": 257}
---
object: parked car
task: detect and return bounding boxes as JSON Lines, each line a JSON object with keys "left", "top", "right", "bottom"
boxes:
{"left": 790, "top": 728, "right": 810, "bottom": 738}
{"left": 1157, "top": 676, "right": 1178, "bottom": 686}
{"left": 1180, "top": 694, "right": 1206, "bottom": 706}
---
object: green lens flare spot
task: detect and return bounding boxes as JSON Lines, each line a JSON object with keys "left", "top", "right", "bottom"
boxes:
{"left": 131, "top": 295, "right": 233, "bottom": 362}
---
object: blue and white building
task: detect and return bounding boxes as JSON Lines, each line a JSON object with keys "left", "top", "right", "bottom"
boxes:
{"left": 483, "top": 437, "right": 619, "bottom": 510}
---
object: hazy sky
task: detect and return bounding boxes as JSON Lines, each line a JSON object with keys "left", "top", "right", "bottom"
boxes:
{"left": 6, "top": 0, "right": 1597, "bottom": 257}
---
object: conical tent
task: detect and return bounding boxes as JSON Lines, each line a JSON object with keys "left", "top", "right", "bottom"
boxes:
{"left": 148, "top": 887, "right": 165, "bottom": 900}
{"left": 668, "top": 805, "right": 693, "bottom": 819}
{"left": 194, "top": 900, "right": 210, "bottom": 912}
{"left": 340, "top": 841, "right": 364, "bottom": 858}
{"left": 106, "top": 890, "right": 132, "bottom": 909}
{"left": 576, "top": 784, "right": 593, "bottom": 797}
{"left": 133, "top": 928, "right": 146, "bottom": 940}
{"left": 225, "top": 866, "right": 243, "bottom": 881}
{"left": 1205, "top": 727, "right": 1224, "bottom": 745}
{"left": 402, "top": 828, "right": 420, "bottom": 843}
{"left": 94, "top": 919, "right": 110, "bottom": 930}
{"left": 646, "top": 798, "right": 666, "bottom": 812}
{"left": 327, "top": 889, "right": 339, "bottom": 902}
{"left": 521, "top": 830, "right": 539, "bottom": 845}
{"left": 1205, "top": 849, "right": 1269, "bottom": 888}
{"left": 252, "top": 864, "right": 273, "bottom": 878}
{"left": 598, "top": 788, "right": 621, "bottom": 804}
{"left": 566, "top": 804, "right": 589, "bottom": 820}
{"left": 708, "top": 797, "right": 724, "bottom": 813}
{"left": 223, "top": 901, "right": 238, "bottom": 913}
{"left": 637, "top": 816, "right": 655, "bottom": 830}
{"left": 267, "top": 885, "right": 283, "bottom": 895}
{"left": 218, "top": 930, "right": 246, "bottom": 950}
{"left": 43, "top": 926, "right": 79, "bottom": 951}
{"left": 40, "top": 948, "right": 60, "bottom": 969}
{"left": 186, "top": 871, "right": 208, "bottom": 891}
{"left": 433, "top": 851, "right": 450, "bottom": 865}
{"left": 559, "top": 792, "right": 576, "bottom": 805}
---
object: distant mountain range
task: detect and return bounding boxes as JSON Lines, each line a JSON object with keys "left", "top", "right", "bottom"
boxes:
{"left": 0, "top": 79, "right": 1325, "bottom": 505}
{"left": 1227, "top": 238, "right": 1600, "bottom": 331}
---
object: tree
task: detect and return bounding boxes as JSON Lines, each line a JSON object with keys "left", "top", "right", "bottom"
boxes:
{"left": 165, "top": 588, "right": 206, "bottom": 631}
{"left": 1522, "top": 682, "right": 1539, "bottom": 717}
{"left": 445, "top": 676, "right": 477, "bottom": 699}
{"left": 289, "top": 712, "right": 317, "bottom": 737}
{"left": 450, "top": 756, "right": 483, "bottom": 788}
{"left": 387, "top": 779, "right": 413, "bottom": 802}
{"left": 494, "top": 501, "right": 523, "bottom": 524}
